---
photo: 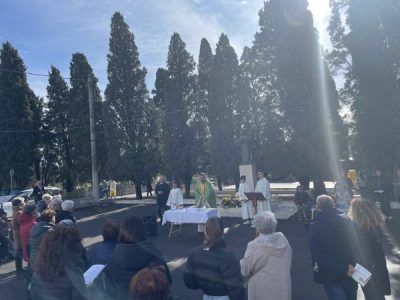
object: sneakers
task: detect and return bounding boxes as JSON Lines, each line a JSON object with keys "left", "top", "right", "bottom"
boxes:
{"left": 251, "top": 222, "right": 256, "bottom": 228}
{"left": 243, "top": 220, "right": 250, "bottom": 225}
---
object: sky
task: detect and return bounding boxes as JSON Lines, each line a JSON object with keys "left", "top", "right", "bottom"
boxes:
{"left": 0, "top": 0, "right": 331, "bottom": 98}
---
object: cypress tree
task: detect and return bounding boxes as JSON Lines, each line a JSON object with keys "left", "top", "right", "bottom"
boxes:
{"left": 105, "top": 12, "right": 160, "bottom": 198}
{"left": 69, "top": 53, "right": 104, "bottom": 185}
{"left": 346, "top": 0, "right": 400, "bottom": 180}
{"left": 0, "top": 42, "right": 41, "bottom": 188}
{"left": 209, "top": 34, "right": 240, "bottom": 188}
{"left": 44, "top": 66, "right": 74, "bottom": 191}
{"left": 272, "top": 0, "right": 346, "bottom": 181}
{"left": 161, "top": 33, "right": 198, "bottom": 194}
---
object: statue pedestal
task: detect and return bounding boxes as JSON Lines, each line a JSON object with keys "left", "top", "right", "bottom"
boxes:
{"left": 239, "top": 164, "right": 257, "bottom": 189}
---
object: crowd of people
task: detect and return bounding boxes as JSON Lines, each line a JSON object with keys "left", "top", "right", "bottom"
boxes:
{"left": 0, "top": 171, "right": 394, "bottom": 300}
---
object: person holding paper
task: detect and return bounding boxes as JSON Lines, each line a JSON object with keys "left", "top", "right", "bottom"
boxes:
{"left": 348, "top": 198, "right": 391, "bottom": 300}
{"left": 236, "top": 175, "right": 254, "bottom": 225}
{"left": 166, "top": 180, "right": 184, "bottom": 209}
{"left": 255, "top": 171, "right": 271, "bottom": 212}
{"left": 194, "top": 173, "right": 216, "bottom": 208}
{"left": 308, "top": 195, "right": 358, "bottom": 300}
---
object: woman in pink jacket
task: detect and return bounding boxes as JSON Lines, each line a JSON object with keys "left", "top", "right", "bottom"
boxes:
{"left": 19, "top": 203, "right": 37, "bottom": 263}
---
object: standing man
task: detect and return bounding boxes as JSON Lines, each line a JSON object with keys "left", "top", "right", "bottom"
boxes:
{"left": 195, "top": 173, "right": 216, "bottom": 208}
{"left": 369, "top": 169, "right": 391, "bottom": 219}
{"left": 393, "top": 167, "right": 400, "bottom": 202}
{"left": 255, "top": 171, "right": 271, "bottom": 213}
{"left": 237, "top": 175, "right": 254, "bottom": 225}
{"left": 155, "top": 175, "right": 170, "bottom": 224}
{"left": 309, "top": 195, "right": 357, "bottom": 300}
{"left": 31, "top": 181, "right": 44, "bottom": 204}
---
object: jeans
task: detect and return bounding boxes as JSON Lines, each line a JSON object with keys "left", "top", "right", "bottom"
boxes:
{"left": 323, "top": 282, "right": 357, "bottom": 300}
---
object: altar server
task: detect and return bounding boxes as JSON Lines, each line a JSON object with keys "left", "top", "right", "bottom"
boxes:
{"left": 255, "top": 171, "right": 271, "bottom": 213}
{"left": 237, "top": 175, "right": 254, "bottom": 225}
{"left": 167, "top": 180, "right": 184, "bottom": 209}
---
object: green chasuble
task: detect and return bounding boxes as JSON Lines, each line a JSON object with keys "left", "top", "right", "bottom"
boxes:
{"left": 194, "top": 179, "right": 216, "bottom": 208}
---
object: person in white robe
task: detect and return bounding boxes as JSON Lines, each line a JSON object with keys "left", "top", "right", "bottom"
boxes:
{"left": 255, "top": 171, "right": 271, "bottom": 213}
{"left": 166, "top": 180, "right": 184, "bottom": 210}
{"left": 237, "top": 175, "right": 254, "bottom": 225}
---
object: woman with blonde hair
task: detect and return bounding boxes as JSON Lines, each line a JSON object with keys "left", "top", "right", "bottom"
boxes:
{"left": 348, "top": 198, "right": 391, "bottom": 300}
{"left": 184, "top": 218, "right": 244, "bottom": 300}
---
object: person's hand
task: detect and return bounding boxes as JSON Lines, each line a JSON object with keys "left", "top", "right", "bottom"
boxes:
{"left": 347, "top": 264, "right": 355, "bottom": 277}
{"left": 158, "top": 191, "right": 163, "bottom": 195}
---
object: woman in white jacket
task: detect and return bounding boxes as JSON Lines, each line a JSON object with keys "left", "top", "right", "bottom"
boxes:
{"left": 240, "top": 211, "right": 292, "bottom": 300}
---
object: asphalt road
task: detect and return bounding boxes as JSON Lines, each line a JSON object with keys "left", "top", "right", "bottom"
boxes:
{"left": 1, "top": 202, "right": 399, "bottom": 300}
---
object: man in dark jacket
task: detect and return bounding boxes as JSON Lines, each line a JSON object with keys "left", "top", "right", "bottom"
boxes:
{"left": 29, "top": 209, "right": 55, "bottom": 272}
{"left": 154, "top": 175, "right": 170, "bottom": 224}
{"left": 368, "top": 169, "right": 391, "bottom": 219}
{"left": 309, "top": 195, "right": 358, "bottom": 300}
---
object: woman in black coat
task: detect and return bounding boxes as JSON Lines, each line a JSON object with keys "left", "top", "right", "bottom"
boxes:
{"left": 348, "top": 198, "right": 391, "bottom": 300}
{"left": 183, "top": 217, "right": 244, "bottom": 300}
{"left": 104, "top": 216, "right": 171, "bottom": 300}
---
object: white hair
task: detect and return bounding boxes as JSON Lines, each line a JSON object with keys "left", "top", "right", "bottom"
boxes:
{"left": 254, "top": 211, "right": 277, "bottom": 234}
{"left": 61, "top": 200, "right": 74, "bottom": 211}
{"left": 42, "top": 193, "right": 53, "bottom": 203}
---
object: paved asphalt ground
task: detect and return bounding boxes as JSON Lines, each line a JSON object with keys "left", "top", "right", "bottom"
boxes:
{"left": 1, "top": 202, "right": 399, "bottom": 300}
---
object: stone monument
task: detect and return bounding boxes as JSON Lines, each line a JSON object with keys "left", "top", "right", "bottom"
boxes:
{"left": 239, "top": 133, "right": 257, "bottom": 189}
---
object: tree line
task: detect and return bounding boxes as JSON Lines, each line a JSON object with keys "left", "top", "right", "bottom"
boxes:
{"left": 1, "top": 1, "right": 399, "bottom": 197}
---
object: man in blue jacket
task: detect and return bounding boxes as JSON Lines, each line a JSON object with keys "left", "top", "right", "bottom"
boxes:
{"left": 309, "top": 195, "right": 357, "bottom": 300}
{"left": 155, "top": 175, "right": 170, "bottom": 224}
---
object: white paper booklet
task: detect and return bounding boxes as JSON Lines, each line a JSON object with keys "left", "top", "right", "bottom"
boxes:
{"left": 84, "top": 264, "right": 106, "bottom": 286}
{"left": 351, "top": 263, "right": 372, "bottom": 287}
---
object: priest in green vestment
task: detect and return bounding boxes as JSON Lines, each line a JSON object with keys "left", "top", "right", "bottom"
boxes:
{"left": 194, "top": 173, "right": 217, "bottom": 208}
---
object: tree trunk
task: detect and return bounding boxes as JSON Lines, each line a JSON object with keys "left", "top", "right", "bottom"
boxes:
{"left": 63, "top": 135, "right": 74, "bottom": 192}
{"left": 184, "top": 176, "right": 191, "bottom": 198}
{"left": 217, "top": 176, "right": 223, "bottom": 191}
{"left": 135, "top": 181, "right": 142, "bottom": 199}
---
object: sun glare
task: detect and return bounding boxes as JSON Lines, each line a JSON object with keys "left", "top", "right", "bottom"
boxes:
{"left": 307, "top": 0, "right": 330, "bottom": 42}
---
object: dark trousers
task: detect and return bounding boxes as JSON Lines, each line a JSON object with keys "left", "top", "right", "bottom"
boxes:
{"left": 374, "top": 193, "right": 391, "bottom": 216}
{"left": 0, "top": 232, "right": 9, "bottom": 259}
{"left": 156, "top": 202, "right": 167, "bottom": 223}
{"left": 15, "top": 248, "right": 23, "bottom": 272}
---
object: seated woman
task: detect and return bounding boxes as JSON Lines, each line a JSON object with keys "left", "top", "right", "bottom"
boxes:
{"left": 88, "top": 220, "right": 119, "bottom": 266}
{"left": 31, "top": 226, "right": 88, "bottom": 300}
{"left": 183, "top": 217, "right": 244, "bottom": 300}
{"left": 105, "top": 216, "right": 171, "bottom": 299}
{"left": 240, "top": 211, "right": 292, "bottom": 300}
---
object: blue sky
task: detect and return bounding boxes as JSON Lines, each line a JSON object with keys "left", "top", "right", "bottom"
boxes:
{"left": 0, "top": 0, "right": 330, "bottom": 98}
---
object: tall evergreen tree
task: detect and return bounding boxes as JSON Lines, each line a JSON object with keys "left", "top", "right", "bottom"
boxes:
{"left": 271, "top": 0, "right": 346, "bottom": 181}
{"left": 69, "top": 53, "right": 105, "bottom": 185}
{"left": 0, "top": 42, "right": 41, "bottom": 188}
{"left": 44, "top": 66, "right": 74, "bottom": 191}
{"left": 198, "top": 38, "right": 213, "bottom": 113}
{"left": 105, "top": 12, "right": 160, "bottom": 198}
{"left": 208, "top": 34, "right": 240, "bottom": 188}
{"left": 156, "top": 33, "right": 205, "bottom": 195}
{"left": 237, "top": 3, "right": 289, "bottom": 178}
{"left": 346, "top": 0, "right": 400, "bottom": 179}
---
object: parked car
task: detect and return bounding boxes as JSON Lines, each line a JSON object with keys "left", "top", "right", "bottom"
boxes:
{"left": 0, "top": 187, "right": 60, "bottom": 219}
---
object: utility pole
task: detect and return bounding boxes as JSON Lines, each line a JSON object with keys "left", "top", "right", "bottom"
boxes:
{"left": 88, "top": 75, "right": 100, "bottom": 202}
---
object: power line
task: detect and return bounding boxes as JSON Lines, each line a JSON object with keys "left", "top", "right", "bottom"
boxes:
{"left": 0, "top": 67, "right": 90, "bottom": 83}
